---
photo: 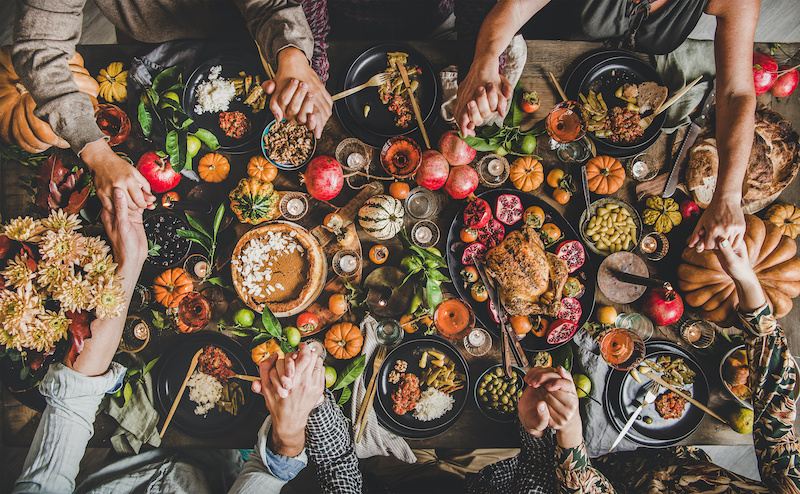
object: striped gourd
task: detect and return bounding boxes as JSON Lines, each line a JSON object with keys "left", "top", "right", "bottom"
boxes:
{"left": 358, "top": 194, "right": 404, "bottom": 240}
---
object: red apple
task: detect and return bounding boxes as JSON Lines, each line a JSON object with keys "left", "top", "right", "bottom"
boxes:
{"left": 136, "top": 151, "right": 180, "bottom": 193}
{"left": 753, "top": 52, "right": 778, "bottom": 96}
{"left": 771, "top": 65, "right": 799, "bottom": 98}
{"left": 438, "top": 130, "right": 477, "bottom": 166}
{"left": 679, "top": 199, "right": 701, "bottom": 220}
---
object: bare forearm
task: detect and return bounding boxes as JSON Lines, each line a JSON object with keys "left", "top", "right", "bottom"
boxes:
{"left": 711, "top": 93, "right": 755, "bottom": 204}
{"left": 735, "top": 275, "right": 767, "bottom": 313}
{"left": 473, "top": 0, "right": 548, "bottom": 63}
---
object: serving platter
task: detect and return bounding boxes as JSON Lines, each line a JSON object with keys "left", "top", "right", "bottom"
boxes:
{"left": 153, "top": 331, "right": 258, "bottom": 437}
{"left": 604, "top": 341, "right": 709, "bottom": 447}
{"left": 565, "top": 50, "right": 666, "bottom": 158}
{"left": 446, "top": 189, "right": 596, "bottom": 352}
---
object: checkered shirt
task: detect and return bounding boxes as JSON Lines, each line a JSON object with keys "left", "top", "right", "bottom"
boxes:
{"left": 306, "top": 390, "right": 362, "bottom": 493}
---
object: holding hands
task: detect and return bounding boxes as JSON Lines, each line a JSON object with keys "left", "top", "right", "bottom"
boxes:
{"left": 454, "top": 57, "right": 513, "bottom": 137}
{"left": 519, "top": 367, "right": 584, "bottom": 448}
{"left": 688, "top": 197, "right": 746, "bottom": 253}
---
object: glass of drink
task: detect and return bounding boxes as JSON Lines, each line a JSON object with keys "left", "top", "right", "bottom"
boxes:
{"left": 599, "top": 327, "right": 645, "bottom": 371}
{"left": 615, "top": 312, "right": 654, "bottom": 342}
{"left": 375, "top": 319, "right": 404, "bottom": 347}
{"left": 380, "top": 136, "right": 422, "bottom": 179}
{"left": 434, "top": 298, "right": 475, "bottom": 340}
{"left": 545, "top": 100, "right": 587, "bottom": 143}
{"left": 405, "top": 187, "right": 438, "bottom": 219}
{"left": 463, "top": 327, "right": 492, "bottom": 356}
{"left": 94, "top": 103, "right": 131, "bottom": 146}
{"left": 167, "top": 291, "right": 212, "bottom": 333}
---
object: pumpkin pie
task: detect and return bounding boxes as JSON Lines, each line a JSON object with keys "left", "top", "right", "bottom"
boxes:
{"left": 232, "top": 221, "right": 326, "bottom": 316}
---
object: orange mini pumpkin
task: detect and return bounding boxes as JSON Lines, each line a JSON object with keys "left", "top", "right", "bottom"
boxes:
{"left": 509, "top": 156, "right": 544, "bottom": 192}
{"left": 585, "top": 155, "right": 625, "bottom": 195}
{"left": 247, "top": 155, "right": 278, "bottom": 182}
{"left": 324, "top": 322, "right": 363, "bottom": 359}
{"left": 251, "top": 339, "right": 285, "bottom": 365}
{"left": 198, "top": 153, "right": 230, "bottom": 182}
{"left": 153, "top": 267, "right": 193, "bottom": 307}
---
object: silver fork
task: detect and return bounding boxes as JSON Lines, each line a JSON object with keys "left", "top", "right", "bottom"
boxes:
{"left": 332, "top": 72, "right": 392, "bottom": 101}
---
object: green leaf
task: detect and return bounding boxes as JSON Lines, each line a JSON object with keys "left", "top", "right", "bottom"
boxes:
{"left": 177, "top": 228, "right": 212, "bottom": 248}
{"left": 279, "top": 340, "right": 295, "bottom": 354}
{"left": 166, "top": 130, "right": 180, "bottom": 166}
{"left": 251, "top": 333, "right": 271, "bottom": 349}
{"left": 461, "top": 134, "right": 501, "bottom": 152}
{"left": 123, "top": 382, "right": 133, "bottom": 406}
{"left": 399, "top": 269, "right": 417, "bottom": 288}
{"left": 427, "top": 269, "right": 450, "bottom": 283}
{"left": 261, "top": 307, "right": 283, "bottom": 340}
{"left": 426, "top": 277, "right": 443, "bottom": 310}
{"left": 212, "top": 204, "right": 225, "bottom": 240}
{"left": 153, "top": 65, "right": 183, "bottom": 93}
{"left": 194, "top": 129, "right": 220, "bottom": 151}
{"left": 227, "top": 329, "right": 253, "bottom": 337}
{"left": 146, "top": 88, "right": 160, "bottom": 108}
{"left": 337, "top": 386, "right": 352, "bottom": 406}
{"left": 333, "top": 354, "right": 366, "bottom": 390}
{"left": 184, "top": 213, "right": 212, "bottom": 239}
{"left": 138, "top": 100, "right": 153, "bottom": 137}
{"left": 143, "top": 357, "right": 160, "bottom": 376}
{"left": 413, "top": 245, "right": 446, "bottom": 267}
{"left": 177, "top": 117, "right": 194, "bottom": 130}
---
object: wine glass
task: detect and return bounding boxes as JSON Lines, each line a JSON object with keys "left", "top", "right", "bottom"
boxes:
{"left": 434, "top": 298, "right": 475, "bottom": 340}
{"left": 599, "top": 327, "right": 645, "bottom": 371}
{"left": 545, "top": 100, "right": 587, "bottom": 144}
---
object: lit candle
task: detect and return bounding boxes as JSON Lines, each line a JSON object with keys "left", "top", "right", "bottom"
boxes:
{"left": 640, "top": 235, "right": 657, "bottom": 254}
{"left": 286, "top": 198, "right": 305, "bottom": 216}
{"left": 347, "top": 152, "right": 364, "bottom": 169}
{"left": 684, "top": 324, "right": 701, "bottom": 343}
{"left": 339, "top": 254, "right": 358, "bottom": 273}
{"left": 631, "top": 160, "right": 649, "bottom": 179}
{"left": 194, "top": 260, "right": 209, "bottom": 278}
{"left": 133, "top": 322, "right": 149, "bottom": 341}
{"left": 415, "top": 225, "right": 432, "bottom": 244}
{"left": 487, "top": 159, "right": 504, "bottom": 177}
{"left": 468, "top": 329, "right": 485, "bottom": 346}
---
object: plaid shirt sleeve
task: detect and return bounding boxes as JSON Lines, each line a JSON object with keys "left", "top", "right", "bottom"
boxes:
{"left": 305, "top": 389, "right": 362, "bottom": 493}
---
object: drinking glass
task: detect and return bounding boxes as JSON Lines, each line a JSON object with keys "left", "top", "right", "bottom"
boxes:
{"left": 599, "top": 327, "right": 645, "bottom": 371}
{"left": 434, "top": 298, "right": 475, "bottom": 340}
{"left": 545, "top": 100, "right": 587, "bottom": 143}
{"left": 380, "top": 136, "right": 421, "bottom": 179}
{"left": 614, "top": 312, "right": 654, "bottom": 342}
{"left": 405, "top": 187, "right": 438, "bottom": 219}
{"left": 556, "top": 140, "right": 591, "bottom": 164}
{"left": 167, "top": 291, "right": 212, "bottom": 333}
{"left": 94, "top": 103, "right": 130, "bottom": 146}
{"left": 375, "top": 319, "right": 404, "bottom": 347}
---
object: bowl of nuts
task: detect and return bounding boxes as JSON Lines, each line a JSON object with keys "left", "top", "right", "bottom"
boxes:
{"left": 579, "top": 197, "right": 642, "bottom": 257}
{"left": 261, "top": 119, "right": 317, "bottom": 170}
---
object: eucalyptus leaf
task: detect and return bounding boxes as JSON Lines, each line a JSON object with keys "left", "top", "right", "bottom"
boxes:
{"left": 184, "top": 213, "right": 212, "bottom": 239}
{"left": 333, "top": 354, "right": 366, "bottom": 390}
{"left": 261, "top": 307, "right": 283, "bottom": 340}
{"left": 138, "top": 100, "right": 153, "bottom": 137}
{"left": 194, "top": 129, "right": 220, "bottom": 150}
{"left": 337, "top": 386, "right": 352, "bottom": 406}
{"left": 213, "top": 204, "right": 225, "bottom": 240}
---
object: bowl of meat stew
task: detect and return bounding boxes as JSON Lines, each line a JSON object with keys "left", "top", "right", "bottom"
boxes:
{"left": 261, "top": 119, "right": 317, "bottom": 170}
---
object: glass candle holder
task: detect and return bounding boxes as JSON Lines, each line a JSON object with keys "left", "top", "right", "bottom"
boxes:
{"left": 375, "top": 319, "right": 404, "bottom": 347}
{"left": 336, "top": 137, "right": 372, "bottom": 171}
{"left": 627, "top": 153, "right": 658, "bottom": 182}
{"left": 120, "top": 316, "right": 150, "bottom": 353}
{"left": 332, "top": 249, "right": 361, "bottom": 278}
{"left": 129, "top": 284, "right": 152, "bottom": 313}
{"left": 184, "top": 253, "right": 211, "bottom": 283}
{"left": 476, "top": 154, "right": 510, "bottom": 188}
{"left": 405, "top": 186, "right": 438, "bottom": 219}
{"left": 380, "top": 136, "right": 422, "bottom": 179}
{"left": 463, "top": 327, "right": 492, "bottom": 356}
{"left": 280, "top": 192, "right": 309, "bottom": 221}
{"left": 94, "top": 103, "right": 131, "bottom": 146}
{"left": 411, "top": 220, "right": 440, "bottom": 248}
{"left": 306, "top": 339, "right": 327, "bottom": 360}
{"left": 639, "top": 232, "right": 669, "bottom": 261}
{"left": 680, "top": 319, "right": 715, "bottom": 349}
{"left": 545, "top": 100, "right": 587, "bottom": 143}
{"left": 615, "top": 312, "right": 655, "bottom": 342}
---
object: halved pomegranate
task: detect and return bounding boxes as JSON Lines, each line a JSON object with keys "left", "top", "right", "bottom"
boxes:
{"left": 555, "top": 240, "right": 585, "bottom": 273}
{"left": 463, "top": 198, "right": 492, "bottom": 229}
{"left": 556, "top": 297, "right": 582, "bottom": 323}
{"left": 495, "top": 194, "right": 523, "bottom": 226}
{"left": 477, "top": 219, "right": 505, "bottom": 249}
{"left": 461, "top": 242, "right": 488, "bottom": 265}
{"left": 487, "top": 299, "right": 502, "bottom": 324}
{"left": 546, "top": 319, "right": 578, "bottom": 345}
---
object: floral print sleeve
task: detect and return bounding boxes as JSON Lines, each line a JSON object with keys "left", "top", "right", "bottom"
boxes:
{"left": 740, "top": 303, "right": 800, "bottom": 493}
{"left": 554, "top": 441, "right": 615, "bottom": 493}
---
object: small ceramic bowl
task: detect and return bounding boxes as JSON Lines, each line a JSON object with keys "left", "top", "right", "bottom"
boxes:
{"left": 261, "top": 119, "right": 317, "bottom": 170}
{"left": 474, "top": 365, "right": 527, "bottom": 422}
{"left": 720, "top": 344, "right": 800, "bottom": 410}
{"left": 579, "top": 197, "right": 643, "bottom": 257}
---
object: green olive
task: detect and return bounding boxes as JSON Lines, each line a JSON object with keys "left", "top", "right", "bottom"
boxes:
{"left": 644, "top": 416, "right": 653, "bottom": 424}
{"left": 478, "top": 388, "right": 486, "bottom": 396}
{"left": 501, "top": 382, "right": 509, "bottom": 391}
{"left": 495, "top": 367, "right": 504, "bottom": 377}
{"left": 483, "top": 374, "right": 493, "bottom": 382}
{"left": 501, "top": 395, "right": 509, "bottom": 404}
{"left": 509, "top": 385, "right": 517, "bottom": 395}
{"left": 481, "top": 395, "right": 488, "bottom": 403}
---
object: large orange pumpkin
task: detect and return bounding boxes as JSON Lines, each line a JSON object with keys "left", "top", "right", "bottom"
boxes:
{"left": 247, "top": 156, "right": 278, "bottom": 182}
{"left": 153, "top": 268, "right": 193, "bottom": 308}
{"left": 0, "top": 46, "right": 100, "bottom": 152}
{"left": 324, "top": 322, "right": 363, "bottom": 359}
{"left": 198, "top": 153, "right": 230, "bottom": 182}
{"left": 509, "top": 156, "right": 544, "bottom": 192}
{"left": 677, "top": 215, "right": 800, "bottom": 326}
{"left": 585, "top": 155, "right": 625, "bottom": 195}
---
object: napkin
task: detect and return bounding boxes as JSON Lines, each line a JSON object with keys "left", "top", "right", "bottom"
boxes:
{"left": 571, "top": 330, "right": 639, "bottom": 458}
{"left": 349, "top": 316, "right": 417, "bottom": 463}
{"left": 440, "top": 34, "right": 528, "bottom": 125}
{"left": 104, "top": 373, "right": 162, "bottom": 455}
{"left": 653, "top": 39, "right": 716, "bottom": 133}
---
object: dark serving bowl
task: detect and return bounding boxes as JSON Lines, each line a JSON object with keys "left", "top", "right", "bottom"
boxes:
{"left": 474, "top": 365, "right": 527, "bottom": 422}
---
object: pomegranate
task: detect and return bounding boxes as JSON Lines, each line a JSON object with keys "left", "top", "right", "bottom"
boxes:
{"left": 679, "top": 199, "right": 701, "bottom": 220}
{"left": 444, "top": 165, "right": 479, "bottom": 199}
{"left": 555, "top": 240, "right": 585, "bottom": 273}
{"left": 416, "top": 150, "right": 450, "bottom": 190}
{"left": 136, "top": 151, "right": 180, "bottom": 193}
{"left": 546, "top": 319, "right": 578, "bottom": 345}
{"left": 641, "top": 288, "right": 684, "bottom": 326}
{"left": 556, "top": 297, "right": 582, "bottom": 323}
{"left": 771, "top": 65, "right": 799, "bottom": 97}
{"left": 487, "top": 299, "right": 502, "bottom": 324}
{"left": 438, "top": 130, "right": 477, "bottom": 166}
{"left": 461, "top": 241, "right": 487, "bottom": 265}
{"left": 463, "top": 198, "right": 492, "bottom": 229}
{"left": 753, "top": 52, "right": 778, "bottom": 96}
{"left": 301, "top": 156, "right": 343, "bottom": 201}
{"left": 495, "top": 194, "right": 523, "bottom": 226}
{"left": 477, "top": 218, "right": 505, "bottom": 249}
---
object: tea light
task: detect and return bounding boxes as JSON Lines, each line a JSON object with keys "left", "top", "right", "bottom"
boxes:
{"left": 193, "top": 260, "right": 209, "bottom": 279}
{"left": 347, "top": 152, "right": 365, "bottom": 169}
{"left": 414, "top": 225, "right": 433, "bottom": 244}
{"left": 468, "top": 329, "right": 486, "bottom": 346}
{"left": 286, "top": 197, "right": 306, "bottom": 216}
{"left": 684, "top": 324, "right": 701, "bottom": 343}
{"left": 339, "top": 254, "right": 358, "bottom": 273}
{"left": 133, "top": 322, "right": 149, "bottom": 340}
{"left": 640, "top": 235, "right": 657, "bottom": 254}
{"left": 487, "top": 159, "right": 504, "bottom": 177}
{"left": 631, "top": 160, "right": 650, "bottom": 179}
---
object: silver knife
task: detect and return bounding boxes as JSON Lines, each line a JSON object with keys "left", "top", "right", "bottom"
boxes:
{"left": 609, "top": 384, "right": 660, "bottom": 451}
{"left": 663, "top": 78, "right": 716, "bottom": 198}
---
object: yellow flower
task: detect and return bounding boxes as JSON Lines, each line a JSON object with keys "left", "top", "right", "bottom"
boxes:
{"left": 92, "top": 277, "right": 125, "bottom": 319}
{"left": 0, "top": 284, "right": 42, "bottom": 348}
{"left": 52, "top": 273, "right": 93, "bottom": 313}
{"left": 84, "top": 236, "right": 110, "bottom": 258}
{"left": 23, "top": 310, "right": 71, "bottom": 351}
{"left": 3, "top": 217, "right": 45, "bottom": 243}
{"left": 84, "top": 253, "right": 117, "bottom": 280}
{"left": 40, "top": 230, "right": 87, "bottom": 265}
{"left": 36, "top": 261, "right": 70, "bottom": 292}
{"left": 41, "top": 210, "right": 82, "bottom": 233}
{"left": 1, "top": 255, "right": 36, "bottom": 288}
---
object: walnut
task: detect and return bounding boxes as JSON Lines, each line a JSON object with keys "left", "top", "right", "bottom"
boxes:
{"left": 394, "top": 360, "right": 408, "bottom": 372}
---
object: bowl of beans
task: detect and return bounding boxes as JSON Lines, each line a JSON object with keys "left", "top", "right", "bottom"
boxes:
{"left": 474, "top": 365, "right": 526, "bottom": 422}
{"left": 579, "top": 197, "right": 642, "bottom": 257}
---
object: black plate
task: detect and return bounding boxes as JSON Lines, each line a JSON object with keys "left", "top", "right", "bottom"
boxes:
{"left": 603, "top": 341, "right": 709, "bottom": 447}
{"left": 334, "top": 44, "right": 439, "bottom": 147}
{"left": 446, "top": 189, "right": 596, "bottom": 352}
{"left": 365, "top": 336, "right": 469, "bottom": 438}
{"left": 182, "top": 54, "right": 272, "bottom": 153}
{"left": 565, "top": 50, "right": 665, "bottom": 158}
{"left": 153, "top": 331, "right": 259, "bottom": 437}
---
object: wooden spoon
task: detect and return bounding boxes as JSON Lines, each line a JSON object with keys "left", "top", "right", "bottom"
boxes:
{"left": 159, "top": 349, "right": 202, "bottom": 438}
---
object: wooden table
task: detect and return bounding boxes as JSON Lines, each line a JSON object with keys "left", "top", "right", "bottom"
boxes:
{"left": 2, "top": 40, "right": 799, "bottom": 451}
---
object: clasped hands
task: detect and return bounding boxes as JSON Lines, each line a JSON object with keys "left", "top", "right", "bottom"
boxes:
{"left": 519, "top": 367, "right": 583, "bottom": 447}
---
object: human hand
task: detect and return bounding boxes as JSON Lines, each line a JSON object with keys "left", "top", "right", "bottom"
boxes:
{"left": 518, "top": 385, "right": 550, "bottom": 437}
{"left": 454, "top": 57, "right": 513, "bottom": 137}
{"left": 263, "top": 47, "right": 332, "bottom": 139}
{"left": 100, "top": 188, "right": 147, "bottom": 269}
{"left": 688, "top": 197, "right": 746, "bottom": 253}
{"left": 81, "top": 140, "right": 155, "bottom": 212}
{"left": 524, "top": 367, "right": 580, "bottom": 431}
